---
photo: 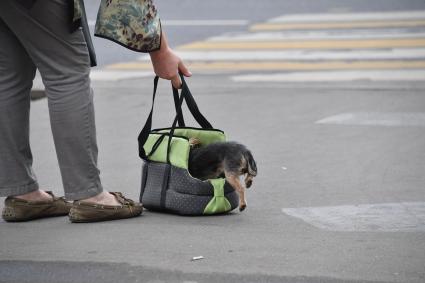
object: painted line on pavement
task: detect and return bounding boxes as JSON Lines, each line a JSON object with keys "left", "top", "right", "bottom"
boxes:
{"left": 315, "top": 112, "right": 425, "bottom": 127}
{"left": 207, "top": 30, "right": 425, "bottom": 41}
{"left": 250, "top": 20, "right": 425, "bottom": 31}
{"left": 161, "top": 20, "right": 249, "bottom": 26}
{"left": 89, "top": 70, "right": 153, "bottom": 81}
{"left": 282, "top": 202, "right": 425, "bottom": 232}
{"left": 179, "top": 38, "right": 425, "bottom": 50}
{"left": 107, "top": 61, "right": 425, "bottom": 71}
{"left": 231, "top": 70, "right": 425, "bottom": 82}
{"left": 137, "top": 49, "right": 425, "bottom": 61}
{"left": 269, "top": 11, "right": 425, "bottom": 23}
{"left": 32, "top": 71, "right": 153, "bottom": 90}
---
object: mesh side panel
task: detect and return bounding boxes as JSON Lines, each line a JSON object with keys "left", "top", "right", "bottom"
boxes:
{"left": 139, "top": 162, "right": 148, "bottom": 202}
{"left": 141, "top": 162, "right": 170, "bottom": 209}
{"left": 165, "top": 190, "right": 212, "bottom": 215}
{"left": 169, "top": 167, "right": 214, "bottom": 196}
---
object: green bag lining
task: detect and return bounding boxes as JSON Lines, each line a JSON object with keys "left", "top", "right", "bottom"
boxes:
{"left": 143, "top": 134, "right": 189, "bottom": 169}
{"left": 151, "top": 128, "right": 226, "bottom": 146}
{"left": 144, "top": 128, "right": 226, "bottom": 169}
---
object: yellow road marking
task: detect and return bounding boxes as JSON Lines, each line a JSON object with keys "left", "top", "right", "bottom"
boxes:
{"left": 179, "top": 38, "right": 425, "bottom": 50}
{"left": 250, "top": 20, "right": 425, "bottom": 31}
{"left": 107, "top": 60, "right": 425, "bottom": 71}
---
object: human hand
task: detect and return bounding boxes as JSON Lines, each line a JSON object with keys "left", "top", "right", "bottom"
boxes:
{"left": 149, "top": 32, "right": 191, "bottom": 88}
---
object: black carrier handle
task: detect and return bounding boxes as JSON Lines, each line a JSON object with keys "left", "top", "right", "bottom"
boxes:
{"left": 138, "top": 74, "right": 213, "bottom": 161}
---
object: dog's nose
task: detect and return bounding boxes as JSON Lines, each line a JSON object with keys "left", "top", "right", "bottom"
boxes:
{"left": 246, "top": 180, "right": 252, "bottom": 188}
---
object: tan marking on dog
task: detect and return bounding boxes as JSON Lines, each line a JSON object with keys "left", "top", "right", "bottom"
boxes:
{"left": 225, "top": 172, "right": 247, "bottom": 211}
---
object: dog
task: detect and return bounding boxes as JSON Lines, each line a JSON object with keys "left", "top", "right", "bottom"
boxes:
{"left": 188, "top": 138, "right": 257, "bottom": 211}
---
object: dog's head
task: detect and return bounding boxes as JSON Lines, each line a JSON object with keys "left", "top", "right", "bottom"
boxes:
{"left": 243, "top": 150, "right": 257, "bottom": 188}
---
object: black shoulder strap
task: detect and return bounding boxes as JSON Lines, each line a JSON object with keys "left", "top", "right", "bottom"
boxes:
{"left": 172, "top": 86, "right": 185, "bottom": 127}
{"left": 138, "top": 75, "right": 213, "bottom": 160}
{"left": 172, "top": 74, "right": 213, "bottom": 129}
{"left": 138, "top": 76, "right": 159, "bottom": 159}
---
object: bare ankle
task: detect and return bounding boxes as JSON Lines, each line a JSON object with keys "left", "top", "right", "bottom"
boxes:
{"left": 80, "top": 191, "right": 120, "bottom": 206}
{"left": 14, "top": 190, "right": 53, "bottom": 202}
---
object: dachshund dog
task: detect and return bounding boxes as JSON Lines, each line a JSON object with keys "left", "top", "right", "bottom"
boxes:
{"left": 188, "top": 138, "right": 257, "bottom": 211}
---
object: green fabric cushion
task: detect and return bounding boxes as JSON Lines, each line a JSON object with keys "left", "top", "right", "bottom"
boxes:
{"left": 143, "top": 134, "right": 190, "bottom": 169}
{"left": 152, "top": 128, "right": 226, "bottom": 146}
{"left": 145, "top": 128, "right": 227, "bottom": 169}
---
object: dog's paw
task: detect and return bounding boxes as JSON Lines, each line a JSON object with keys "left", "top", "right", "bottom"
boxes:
{"left": 239, "top": 204, "right": 247, "bottom": 212}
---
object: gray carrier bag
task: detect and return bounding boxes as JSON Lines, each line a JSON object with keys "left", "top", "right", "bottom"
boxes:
{"left": 138, "top": 76, "right": 239, "bottom": 215}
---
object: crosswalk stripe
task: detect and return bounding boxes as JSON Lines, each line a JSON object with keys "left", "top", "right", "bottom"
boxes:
{"left": 316, "top": 112, "right": 425, "bottom": 126}
{"left": 269, "top": 11, "right": 425, "bottom": 23}
{"left": 102, "top": 10, "right": 425, "bottom": 79}
{"left": 231, "top": 70, "right": 425, "bottom": 82}
{"left": 137, "top": 49, "right": 425, "bottom": 61}
{"left": 161, "top": 20, "right": 249, "bottom": 26}
{"left": 107, "top": 60, "right": 425, "bottom": 71}
{"left": 208, "top": 30, "right": 425, "bottom": 41}
{"left": 250, "top": 20, "right": 425, "bottom": 31}
{"left": 180, "top": 38, "right": 425, "bottom": 50}
{"left": 282, "top": 202, "right": 425, "bottom": 232}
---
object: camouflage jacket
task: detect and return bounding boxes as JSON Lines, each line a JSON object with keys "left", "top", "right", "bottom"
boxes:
{"left": 73, "top": 0, "right": 161, "bottom": 52}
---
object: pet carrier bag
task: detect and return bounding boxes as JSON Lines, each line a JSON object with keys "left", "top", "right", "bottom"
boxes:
{"left": 138, "top": 75, "right": 239, "bottom": 215}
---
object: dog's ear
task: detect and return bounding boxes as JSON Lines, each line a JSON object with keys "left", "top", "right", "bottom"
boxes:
{"left": 243, "top": 150, "right": 257, "bottom": 177}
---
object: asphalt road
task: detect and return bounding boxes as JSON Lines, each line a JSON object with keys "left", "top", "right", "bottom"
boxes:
{"left": 2, "top": 76, "right": 425, "bottom": 283}
{"left": 2, "top": 1, "right": 425, "bottom": 283}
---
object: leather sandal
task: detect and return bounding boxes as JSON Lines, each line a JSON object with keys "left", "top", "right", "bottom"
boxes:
{"left": 2, "top": 191, "right": 71, "bottom": 222}
{"left": 69, "top": 192, "right": 142, "bottom": 223}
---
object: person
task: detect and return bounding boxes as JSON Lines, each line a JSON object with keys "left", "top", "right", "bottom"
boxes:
{"left": 0, "top": 0, "right": 191, "bottom": 222}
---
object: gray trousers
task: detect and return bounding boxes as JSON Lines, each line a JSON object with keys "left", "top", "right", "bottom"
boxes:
{"left": 0, "top": 0, "right": 103, "bottom": 200}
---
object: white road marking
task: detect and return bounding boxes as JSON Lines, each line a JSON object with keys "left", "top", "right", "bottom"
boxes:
{"left": 269, "top": 11, "right": 425, "bottom": 23}
{"left": 137, "top": 49, "right": 425, "bottom": 62}
{"left": 316, "top": 112, "right": 425, "bottom": 127}
{"left": 32, "top": 70, "right": 154, "bottom": 90}
{"left": 88, "top": 19, "right": 248, "bottom": 27}
{"left": 282, "top": 202, "right": 425, "bottom": 232}
{"left": 89, "top": 70, "right": 152, "bottom": 81}
{"left": 207, "top": 30, "right": 425, "bottom": 41}
{"left": 163, "top": 20, "right": 249, "bottom": 26}
{"left": 231, "top": 70, "right": 425, "bottom": 82}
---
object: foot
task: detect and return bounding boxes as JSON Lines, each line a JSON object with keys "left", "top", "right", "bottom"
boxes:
{"left": 14, "top": 190, "right": 53, "bottom": 202}
{"left": 69, "top": 192, "right": 143, "bottom": 223}
{"left": 79, "top": 191, "right": 121, "bottom": 206}
{"left": 3, "top": 191, "right": 71, "bottom": 222}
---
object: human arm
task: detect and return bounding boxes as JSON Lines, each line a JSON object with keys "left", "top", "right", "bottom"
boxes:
{"left": 94, "top": 0, "right": 191, "bottom": 88}
{"left": 149, "top": 31, "right": 191, "bottom": 89}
